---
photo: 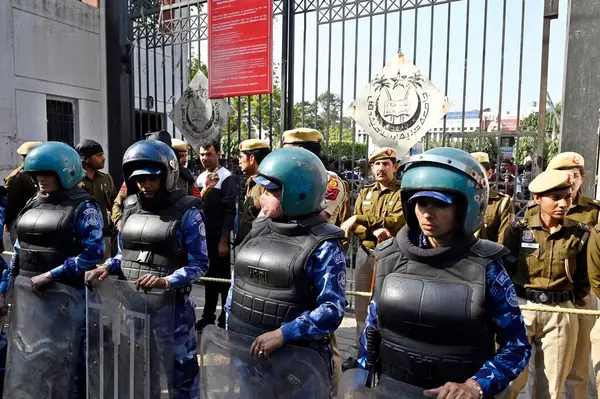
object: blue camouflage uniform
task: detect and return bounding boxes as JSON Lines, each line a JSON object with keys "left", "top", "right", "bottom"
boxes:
{"left": 0, "top": 200, "right": 104, "bottom": 399}
{"left": 358, "top": 232, "right": 532, "bottom": 397}
{"left": 105, "top": 206, "right": 209, "bottom": 399}
{"left": 226, "top": 239, "right": 347, "bottom": 375}
{"left": 0, "top": 187, "right": 7, "bottom": 272}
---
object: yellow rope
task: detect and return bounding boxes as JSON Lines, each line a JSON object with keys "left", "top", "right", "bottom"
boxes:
{"left": 4, "top": 251, "right": 600, "bottom": 316}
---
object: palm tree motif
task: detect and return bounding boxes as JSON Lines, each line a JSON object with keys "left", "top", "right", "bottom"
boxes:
{"left": 372, "top": 74, "right": 392, "bottom": 100}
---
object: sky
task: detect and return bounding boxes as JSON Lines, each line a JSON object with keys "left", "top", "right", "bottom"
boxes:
{"left": 193, "top": 0, "right": 568, "bottom": 117}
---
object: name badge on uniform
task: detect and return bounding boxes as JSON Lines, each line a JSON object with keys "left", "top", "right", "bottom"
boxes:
{"left": 521, "top": 229, "right": 538, "bottom": 248}
{"left": 366, "top": 192, "right": 372, "bottom": 200}
{"left": 521, "top": 242, "right": 539, "bottom": 249}
{"left": 362, "top": 201, "right": 372, "bottom": 205}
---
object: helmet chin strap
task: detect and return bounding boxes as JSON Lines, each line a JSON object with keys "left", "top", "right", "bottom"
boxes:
{"left": 138, "top": 187, "right": 168, "bottom": 210}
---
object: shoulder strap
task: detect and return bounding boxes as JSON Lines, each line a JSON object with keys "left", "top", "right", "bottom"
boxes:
{"left": 309, "top": 222, "right": 345, "bottom": 241}
{"left": 375, "top": 235, "right": 400, "bottom": 260}
{"left": 469, "top": 239, "right": 510, "bottom": 260}
{"left": 499, "top": 195, "right": 512, "bottom": 214}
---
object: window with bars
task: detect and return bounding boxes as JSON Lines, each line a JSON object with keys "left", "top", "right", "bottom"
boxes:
{"left": 47, "top": 99, "right": 75, "bottom": 146}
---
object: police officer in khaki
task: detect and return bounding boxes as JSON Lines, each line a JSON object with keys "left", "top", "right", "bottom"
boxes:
{"left": 171, "top": 138, "right": 198, "bottom": 195}
{"left": 586, "top": 225, "right": 600, "bottom": 399}
{"left": 523, "top": 151, "right": 599, "bottom": 399}
{"left": 501, "top": 170, "right": 591, "bottom": 399}
{"left": 280, "top": 128, "right": 349, "bottom": 225}
{"left": 4, "top": 141, "right": 42, "bottom": 245}
{"left": 471, "top": 152, "right": 514, "bottom": 244}
{"left": 340, "top": 147, "right": 405, "bottom": 368}
{"left": 76, "top": 139, "right": 117, "bottom": 260}
{"left": 280, "top": 127, "right": 348, "bottom": 390}
{"left": 235, "top": 139, "right": 270, "bottom": 246}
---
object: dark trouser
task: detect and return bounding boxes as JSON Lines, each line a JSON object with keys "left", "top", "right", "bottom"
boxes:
{"left": 201, "top": 235, "right": 231, "bottom": 326}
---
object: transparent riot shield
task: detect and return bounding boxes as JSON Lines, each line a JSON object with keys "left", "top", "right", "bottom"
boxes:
{"left": 337, "top": 369, "right": 428, "bottom": 399}
{"left": 200, "top": 325, "right": 330, "bottom": 398}
{"left": 86, "top": 278, "right": 175, "bottom": 399}
{"left": 3, "top": 275, "right": 86, "bottom": 398}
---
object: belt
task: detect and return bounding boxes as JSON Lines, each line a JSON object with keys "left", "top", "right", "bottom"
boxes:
{"left": 515, "top": 286, "right": 573, "bottom": 304}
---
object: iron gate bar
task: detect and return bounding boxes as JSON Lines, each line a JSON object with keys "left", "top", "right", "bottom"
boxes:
{"left": 515, "top": 0, "right": 526, "bottom": 133}
{"left": 459, "top": 0, "right": 470, "bottom": 140}
{"left": 496, "top": 0, "right": 507, "bottom": 135}
{"left": 477, "top": 0, "right": 489, "bottom": 136}
{"left": 441, "top": 0, "right": 452, "bottom": 147}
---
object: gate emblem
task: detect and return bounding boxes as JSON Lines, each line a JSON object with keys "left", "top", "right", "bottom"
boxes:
{"left": 350, "top": 53, "right": 452, "bottom": 156}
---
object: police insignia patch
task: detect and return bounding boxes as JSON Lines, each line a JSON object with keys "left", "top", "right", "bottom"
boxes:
{"left": 521, "top": 229, "right": 535, "bottom": 242}
{"left": 325, "top": 186, "right": 340, "bottom": 200}
{"left": 83, "top": 207, "right": 100, "bottom": 227}
{"left": 337, "top": 271, "right": 347, "bottom": 290}
{"left": 506, "top": 285, "right": 519, "bottom": 307}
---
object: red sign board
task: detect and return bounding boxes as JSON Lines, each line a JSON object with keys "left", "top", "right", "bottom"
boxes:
{"left": 208, "top": 0, "right": 273, "bottom": 98}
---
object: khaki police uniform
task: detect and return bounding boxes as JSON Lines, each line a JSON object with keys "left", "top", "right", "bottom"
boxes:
{"left": 112, "top": 183, "right": 127, "bottom": 230}
{"left": 323, "top": 171, "right": 348, "bottom": 225}
{"left": 522, "top": 152, "right": 598, "bottom": 399}
{"left": 352, "top": 147, "right": 405, "bottom": 343}
{"left": 586, "top": 226, "right": 600, "bottom": 399}
{"left": 81, "top": 171, "right": 117, "bottom": 237}
{"left": 282, "top": 128, "right": 349, "bottom": 391}
{"left": 236, "top": 139, "right": 270, "bottom": 246}
{"left": 4, "top": 142, "right": 42, "bottom": 245}
{"left": 500, "top": 170, "right": 591, "bottom": 399}
{"left": 471, "top": 152, "right": 514, "bottom": 244}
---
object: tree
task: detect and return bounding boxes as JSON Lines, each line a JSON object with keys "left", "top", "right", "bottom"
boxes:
{"left": 517, "top": 108, "right": 560, "bottom": 165}
{"left": 221, "top": 86, "right": 283, "bottom": 157}
{"left": 187, "top": 58, "right": 207, "bottom": 82}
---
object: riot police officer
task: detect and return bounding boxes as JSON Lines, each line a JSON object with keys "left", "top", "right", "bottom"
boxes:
{"left": 354, "top": 147, "right": 530, "bottom": 399}
{"left": 86, "top": 139, "right": 209, "bottom": 399}
{"left": 0, "top": 142, "right": 105, "bottom": 398}
{"left": 225, "top": 147, "right": 347, "bottom": 381}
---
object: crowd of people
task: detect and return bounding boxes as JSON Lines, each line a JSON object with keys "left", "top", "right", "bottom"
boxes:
{"left": 0, "top": 129, "right": 599, "bottom": 399}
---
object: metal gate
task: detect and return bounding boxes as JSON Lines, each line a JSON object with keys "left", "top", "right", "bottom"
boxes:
{"left": 126, "top": 0, "right": 565, "bottom": 307}
{"left": 128, "top": 0, "right": 563, "bottom": 197}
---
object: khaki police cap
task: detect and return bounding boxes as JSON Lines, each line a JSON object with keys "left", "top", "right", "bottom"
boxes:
{"left": 282, "top": 128, "right": 323, "bottom": 144}
{"left": 369, "top": 147, "right": 397, "bottom": 163}
{"left": 546, "top": 151, "right": 585, "bottom": 171}
{"left": 239, "top": 139, "right": 269, "bottom": 152}
{"left": 529, "top": 170, "right": 573, "bottom": 194}
{"left": 171, "top": 138, "right": 188, "bottom": 152}
{"left": 17, "top": 141, "right": 43, "bottom": 155}
{"left": 470, "top": 152, "right": 490, "bottom": 163}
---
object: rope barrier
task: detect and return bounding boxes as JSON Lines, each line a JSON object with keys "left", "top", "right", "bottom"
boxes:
{"left": 3, "top": 251, "right": 600, "bottom": 316}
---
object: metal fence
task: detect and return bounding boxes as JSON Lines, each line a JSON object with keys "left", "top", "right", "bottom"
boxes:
{"left": 126, "top": 0, "right": 565, "bottom": 309}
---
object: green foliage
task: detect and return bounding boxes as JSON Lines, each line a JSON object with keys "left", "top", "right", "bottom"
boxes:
{"left": 187, "top": 58, "right": 207, "bottom": 82}
{"left": 427, "top": 136, "right": 499, "bottom": 160}
{"left": 325, "top": 140, "right": 368, "bottom": 160}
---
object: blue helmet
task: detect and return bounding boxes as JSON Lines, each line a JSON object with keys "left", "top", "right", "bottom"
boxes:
{"left": 24, "top": 141, "right": 84, "bottom": 190}
{"left": 122, "top": 140, "right": 179, "bottom": 193}
{"left": 254, "top": 147, "right": 327, "bottom": 217}
{"left": 400, "top": 147, "right": 489, "bottom": 236}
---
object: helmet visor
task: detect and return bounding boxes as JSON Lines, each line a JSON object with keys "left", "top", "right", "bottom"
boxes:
{"left": 408, "top": 190, "right": 456, "bottom": 205}
{"left": 129, "top": 166, "right": 162, "bottom": 179}
{"left": 253, "top": 175, "right": 281, "bottom": 191}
